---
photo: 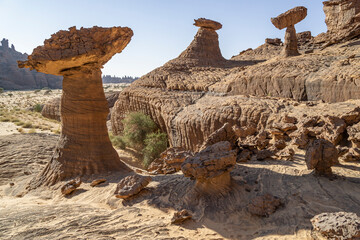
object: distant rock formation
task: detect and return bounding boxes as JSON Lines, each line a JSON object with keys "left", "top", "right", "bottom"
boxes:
{"left": 102, "top": 75, "right": 138, "bottom": 84}
{"left": 19, "top": 26, "right": 134, "bottom": 187}
{"left": 0, "top": 38, "right": 62, "bottom": 90}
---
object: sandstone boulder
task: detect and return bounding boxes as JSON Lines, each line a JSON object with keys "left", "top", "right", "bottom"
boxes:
{"left": 247, "top": 194, "right": 282, "bottom": 217}
{"left": 311, "top": 212, "right": 360, "bottom": 240}
{"left": 41, "top": 97, "right": 61, "bottom": 121}
{"left": 305, "top": 139, "right": 338, "bottom": 176}
{"left": 114, "top": 175, "right": 152, "bottom": 199}
{"left": 181, "top": 141, "right": 236, "bottom": 193}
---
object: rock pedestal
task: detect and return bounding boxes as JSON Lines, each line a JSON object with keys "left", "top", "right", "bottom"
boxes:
{"left": 18, "top": 26, "right": 133, "bottom": 187}
{"left": 271, "top": 6, "right": 307, "bottom": 57}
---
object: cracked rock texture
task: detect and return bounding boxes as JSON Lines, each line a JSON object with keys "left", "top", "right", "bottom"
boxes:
{"left": 311, "top": 212, "right": 360, "bottom": 240}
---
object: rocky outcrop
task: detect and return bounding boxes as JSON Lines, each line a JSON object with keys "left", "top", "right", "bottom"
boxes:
{"left": 114, "top": 174, "right": 151, "bottom": 199}
{"left": 0, "top": 38, "right": 62, "bottom": 90}
{"left": 181, "top": 141, "right": 236, "bottom": 194}
{"left": 271, "top": 6, "right": 307, "bottom": 57}
{"left": 305, "top": 139, "right": 338, "bottom": 176}
{"left": 311, "top": 212, "right": 360, "bottom": 240}
{"left": 19, "top": 26, "right": 133, "bottom": 187}
{"left": 317, "top": 0, "right": 360, "bottom": 46}
{"left": 147, "top": 147, "right": 192, "bottom": 174}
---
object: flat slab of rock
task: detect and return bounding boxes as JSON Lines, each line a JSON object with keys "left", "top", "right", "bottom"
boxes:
{"left": 61, "top": 177, "right": 81, "bottom": 195}
{"left": 311, "top": 212, "right": 360, "bottom": 240}
{"left": 90, "top": 179, "right": 106, "bottom": 187}
{"left": 193, "top": 18, "right": 222, "bottom": 30}
{"left": 114, "top": 175, "right": 151, "bottom": 199}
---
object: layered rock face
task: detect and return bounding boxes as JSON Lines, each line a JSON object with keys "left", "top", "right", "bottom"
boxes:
{"left": 318, "top": 0, "right": 360, "bottom": 45}
{"left": 41, "top": 91, "right": 120, "bottom": 122}
{"left": 0, "top": 38, "right": 62, "bottom": 90}
{"left": 112, "top": 14, "right": 360, "bottom": 154}
{"left": 19, "top": 26, "right": 133, "bottom": 187}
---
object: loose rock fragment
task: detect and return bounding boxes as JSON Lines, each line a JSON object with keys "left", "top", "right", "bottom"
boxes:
{"left": 61, "top": 177, "right": 81, "bottom": 195}
{"left": 181, "top": 141, "right": 236, "bottom": 193}
{"left": 90, "top": 179, "right": 106, "bottom": 187}
{"left": 114, "top": 175, "right": 151, "bottom": 199}
{"left": 171, "top": 210, "right": 192, "bottom": 225}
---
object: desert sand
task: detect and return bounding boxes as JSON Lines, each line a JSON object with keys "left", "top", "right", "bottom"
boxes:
{"left": 0, "top": 130, "right": 359, "bottom": 239}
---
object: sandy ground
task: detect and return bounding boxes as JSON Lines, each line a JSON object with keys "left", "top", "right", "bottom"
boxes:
{"left": 0, "top": 132, "right": 359, "bottom": 240}
{"left": 0, "top": 85, "right": 359, "bottom": 239}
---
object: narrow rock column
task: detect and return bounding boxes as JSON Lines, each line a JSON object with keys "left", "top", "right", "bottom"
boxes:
{"left": 283, "top": 25, "right": 299, "bottom": 57}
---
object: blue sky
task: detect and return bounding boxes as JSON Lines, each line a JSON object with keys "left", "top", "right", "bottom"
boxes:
{"left": 0, "top": 0, "right": 327, "bottom": 77}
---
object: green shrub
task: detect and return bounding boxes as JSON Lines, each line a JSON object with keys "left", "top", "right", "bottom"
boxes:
{"left": 122, "top": 112, "right": 157, "bottom": 150}
{"left": 143, "top": 131, "right": 168, "bottom": 168}
{"left": 44, "top": 90, "right": 52, "bottom": 95}
{"left": 8, "top": 93, "right": 13, "bottom": 97}
{"left": 0, "top": 88, "right": 4, "bottom": 94}
{"left": 1, "top": 117, "right": 10, "bottom": 122}
{"left": 110, "top": 134, "right": 126, "bottom": 150}
{"left": 33, "top": 103, "right": 43, "bottom": 113}
{"left": 23, "top": 122, "right": 33, "bottom": 128}
{"left": 34, "top": 89, "right": 41, "bottom": 93}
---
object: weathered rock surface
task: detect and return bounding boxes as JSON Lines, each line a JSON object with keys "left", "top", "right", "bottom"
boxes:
{"left": 19, "top": 26, "right": 133, "bottom": 187}
{"left": 41, "top": 91, "right": 120, "bottom": 122}
{"left": 114, "top": 175, "right": 151, "bottom": 199}
{"left": 318, "top": 0, "right": 360, "bottom": 46}
{"left": 0, "top": 38, "right": 62, "bottom": 90}
{"left": 61, "top": 177, "right": 81, "bottom": 195}
{"left": 311, "top": 212, "right": 360, "bottom": 240}
{"left": 41, "top": 97, "right": 61, "bottom": 121}
{"left": 181, "top": 141, "right": 236, "bottom": 193}
{"left": 171, "top": 210, "right": 192, "bottom": 225}
{"left": 247, "top": 194, "right": 282, "bottom": 217}
{"left": 305, "top": 139, "right": 338, "bottom": 176}
{"left": 147, "top": 147, "right": 193, "bottom": 174}
{"left": 271, "top": 6, "right": 307, "bottom": 57}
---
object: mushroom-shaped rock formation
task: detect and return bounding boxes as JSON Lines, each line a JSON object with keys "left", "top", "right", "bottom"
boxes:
{"left": 18, "top": 26, "right": 133, "bottom": 187}
{"left": 181, "top": 141, "right": 236, "bottom": 194}
{"left": 168, "top": 18, "right": 227, "bottom": 67}
{"left": 305, "top": 139, "right": 338, "bottom": 176}
{"left": 271, "top": 6, "right": 307, "bottom": 57}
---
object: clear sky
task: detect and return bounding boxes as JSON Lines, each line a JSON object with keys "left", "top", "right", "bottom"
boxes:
{"left": 0, "top": 0, "right": 327, "bottom": 77}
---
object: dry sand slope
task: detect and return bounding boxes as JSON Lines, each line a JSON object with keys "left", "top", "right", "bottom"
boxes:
{"left": 0, "top": 133, "right": 359, "bottom": 240}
